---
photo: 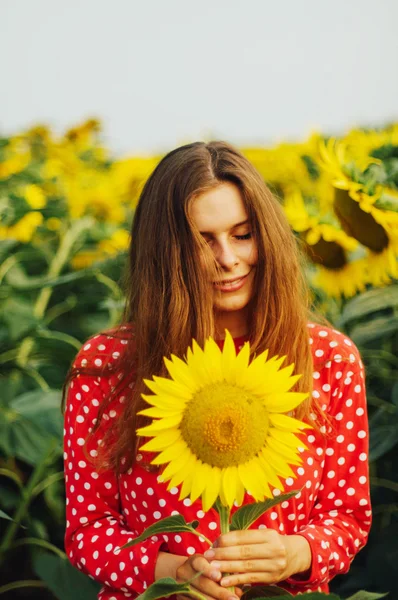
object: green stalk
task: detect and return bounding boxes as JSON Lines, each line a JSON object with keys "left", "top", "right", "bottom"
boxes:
{"left": 0, "top": 440, "right": 57, "bottom": 565}
{"left": 10, "top": 537, "right": 66, "bottom": 559}
{"left": 217, "top": 504, "right": 234, "bottom": 593}
{"left": 0, "top": 580, "right": 46, "bottom": 595}
{"left": 16, "top": 217, "right": 94, "bottom": 367}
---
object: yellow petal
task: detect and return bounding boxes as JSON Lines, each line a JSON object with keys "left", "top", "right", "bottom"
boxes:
{"left": 221, "top": 465, "right": 238, "bottom": 508}
{"left": 190, "top": 462, "right": 212, "bottom": 503}
{"left": 203, "top": 337, "right": 223, "bottom": 382}
{"left": 164, "top": 355, "right": 199, "bottom": 391}
{"left": 221, "top": 330, "right": 236, "bottom": 383}
{"left": 257, "top": 451, "right": 283, "bottom": 489}
{"left": 160, "top": 450, "right": 192, "bottom": 482}
{"left": 261, "top": 447, "right": 295, "bottom": 479}
{"left": 167, "top": 452, "right": 197, "bottom": 489}
{"left": 179, "top": 466, "right": 195, "bottom": 500}
{"left": 151, "top": 438, "right": 188, "bottom": 465}
{"left": 267, "top": 437, "right": 302, "bottom": 465}
{"left": 238, "top": 459, "right": 266, "bottom": 501}
{"left": 270, "top": 428, "right": 307, "bottom": 450}
{"left": 141, "top": 393, "right": 187, "bottom": 410}
{"left": 186, "top": 342, "right": 211, "bottom": 388}
{"left": 269, "top": 413, "right": 312, "bottom": 432}
{"left": 234, "top": 342, "right": 251, "bottom": 388}
{"left": 201, "top": 467, "right": 221, "bottom": 512}
{"left": 136, "top": 415, "right": 182, "bottom": 434}
{"left": 138, "top": 405, "right": 184, "bottom": 418}
{"left": 138, "top": 428, "right": 181, "bottom": 452}
{"left": 263, "top": 391, "right": 309, "bottom": 413}
{"left": 144, "top": 376, "right": 193, "bottom": 400}
{"left": 238, "top": 350, "right": 269, "bottom": 389}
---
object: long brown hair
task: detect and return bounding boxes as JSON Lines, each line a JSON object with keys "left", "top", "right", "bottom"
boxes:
{"left": 63, "top": 141, "right": 320, "bottom": 473}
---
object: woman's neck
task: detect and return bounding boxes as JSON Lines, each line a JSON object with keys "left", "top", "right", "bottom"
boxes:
{"left": 214, "top": 309, "right": 248, "bottom": 339}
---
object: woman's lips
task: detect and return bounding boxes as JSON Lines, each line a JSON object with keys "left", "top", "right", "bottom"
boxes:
{"left": 213, "top": 272, "right": 250, "bottom": 292}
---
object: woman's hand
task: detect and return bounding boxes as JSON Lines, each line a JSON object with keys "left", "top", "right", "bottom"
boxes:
{"left": 203, "top": 530, "right": 312, "bottom": 587}
{"left": 176, "top": 554, "right": 243, "bottom": 600}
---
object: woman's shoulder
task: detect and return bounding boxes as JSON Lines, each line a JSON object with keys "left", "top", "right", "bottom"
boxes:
{"left": 307, "top": 321, "right": 363, "bottom": 369}
{"left": 72, "top": 324, "right": 135, "bottom": 370}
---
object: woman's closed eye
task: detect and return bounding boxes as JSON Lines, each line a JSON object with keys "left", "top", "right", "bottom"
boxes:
{"left": 235, "top": 232, "right": 252, "bottom": 240}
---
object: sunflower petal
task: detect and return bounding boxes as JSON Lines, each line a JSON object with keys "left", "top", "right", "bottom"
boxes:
{"left": 141, "top": 393, "right": 187, "bottom": 410}
{"left": 267, "top": 437, "right": 303, "bottom": 465}
{"left": 269, "top": 413, "right": 312, "bottom": 431}
{"left": 257, "top": 451, "right": 283, "bottom": 489}
{"left": 138, "top": 428, "right": 181, "bottom": 452}
{"left": 144, "top": 376, "right": 193, "bottom": 400}
{"left": 203, "top": 337, "right": 223, "bottom": 382}
{"left": 138, "top": 405, "right": 184, "bottom": 418}
{"left": 238, "top": 459, "right": 266, "bottom": 501}
{"left": 160, "top": 449, "right": 192, "bottom": 482}
{"left": 164, "top": 355, "right": 198, "bottom": 391}
{"left": 136, "top": 415, "right": 182, "bottom": 434}
{"left": 234, "top": 342, "right": 251, "bottom": 388}
{"left": 167, "top": 452, "right": 197, "bottom": 489}
{"left": 201, "top": 467, "right": 221, "bottom": 512}
{"left": 221, "top": 465, "right": 238, "bottom": 508}
{"left": 270, "top": 428, "right": 307, "bottom": 450}
{"left": 264, "top": 391, "right": 309, "bottom": 413}
{"left": 151, "top": 438, "right": 188, "bottom": 465}
{"left": 221, "top": 331, "right": 236, "bottom": 383}
{"left": 261, "top": 447, "right": 295, "bottom": 479}
{"left": 190, "top": 462, "right": 211, "bottom": 503}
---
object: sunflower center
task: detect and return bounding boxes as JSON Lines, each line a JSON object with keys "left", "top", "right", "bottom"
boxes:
{"left": 179, "top": 382, "right": 269, "bottom": 468}
{"left": 334, "top": 188, "right": 389, "bottom": 252}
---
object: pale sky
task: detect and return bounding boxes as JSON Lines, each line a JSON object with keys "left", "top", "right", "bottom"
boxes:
{"left": 1, "top": 0, "right": 397, "bottom": 156}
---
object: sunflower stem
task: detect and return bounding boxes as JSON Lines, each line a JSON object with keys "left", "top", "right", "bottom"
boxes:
{"left": 191, "top": 530, "right": 213, "bottom": 547}
{"left": 217, "top": 503, "right": 234, "bottom": 593}
{"left": 187, "top": 588, "right": 208, "bottom": 600}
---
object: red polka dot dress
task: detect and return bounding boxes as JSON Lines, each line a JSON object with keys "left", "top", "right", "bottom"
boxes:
{"left": 63, "top": 323, "right": 371, "bottom": 598}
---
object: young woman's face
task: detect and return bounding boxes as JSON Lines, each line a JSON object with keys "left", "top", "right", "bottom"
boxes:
{"left": 190, "top": 182, "right": 258, "bottom": 322}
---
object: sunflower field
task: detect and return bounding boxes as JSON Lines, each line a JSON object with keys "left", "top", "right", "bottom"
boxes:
{"left": 0, "top": 120, "right": 397, "bottom": 599}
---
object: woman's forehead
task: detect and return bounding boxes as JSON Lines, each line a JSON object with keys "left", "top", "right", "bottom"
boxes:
{"left": 190, "top": 182, "right": 248, "bottom": 233}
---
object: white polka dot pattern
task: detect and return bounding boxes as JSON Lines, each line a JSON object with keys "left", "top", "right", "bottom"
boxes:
{"left": 64, "top": 323, "right": 371, "bottom": 598}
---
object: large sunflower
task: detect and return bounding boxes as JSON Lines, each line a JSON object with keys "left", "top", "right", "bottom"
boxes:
{"left": 137, "top": 333, "right": 310, "bottom": 511}
{"left": 283, "top": 187, "right": 368, "bottom": 297}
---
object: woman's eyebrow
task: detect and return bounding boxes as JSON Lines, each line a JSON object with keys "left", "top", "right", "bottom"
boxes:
{"left": 199, "top": 219, "right": 249, "bottom": 235}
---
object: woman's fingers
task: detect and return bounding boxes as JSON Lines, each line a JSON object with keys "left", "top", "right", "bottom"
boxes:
{"left": 220, "top": 571, "right": 281, "bottom": 587}
{"left": 177, "top": 555, "right": 240, "bottom": 600}
{"left": 205, "top": 543, "right": 280, "bottom": 562}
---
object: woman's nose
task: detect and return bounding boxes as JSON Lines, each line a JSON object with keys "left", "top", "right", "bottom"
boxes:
{"left": 214, "top": 240, "right": 239, "bottom": 269}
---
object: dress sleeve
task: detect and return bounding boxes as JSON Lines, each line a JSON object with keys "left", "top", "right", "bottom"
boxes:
{"left": 64, "top": 363, "right": 164, "bottom": 595}
{"left": 286, "top": 342, "right": 372, "bottom": 591}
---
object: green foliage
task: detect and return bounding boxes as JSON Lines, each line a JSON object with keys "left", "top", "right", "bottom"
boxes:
{"left": 1, "top": 125, "right": 395, "bottom": 599}
{"left": 135, "top": 577, "right": 195, "bottom": 600}
{"left": 122, "top": 515, "right": 202, "bottom": 549}
{"left": 230, "top": 491, "right": 300, "bottom": 531}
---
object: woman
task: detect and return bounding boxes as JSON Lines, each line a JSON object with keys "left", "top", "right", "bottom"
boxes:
{"left": 63, "top": 141, "right": 371, "bottom": 599}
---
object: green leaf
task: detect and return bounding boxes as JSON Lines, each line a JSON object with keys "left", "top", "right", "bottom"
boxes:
{"left": 230, "top": 491, "right": 300, "bottom": 531}
{"left": 346, "top": 592, "right": 388, "bottom": 600}
{"left": 337, "top": 286, "right": 398, "bottom": 327}
{"left": 349, "top": 315, "right": 398, "bottom": 345}
{"left": 1, "top": 296, "right": 38, "bottom": 340}
{"left": 121, "top": 515, "right": 199, "bottom": 549}
{"left": 5, "top": 263, "right": 97, "bottom": 290}
{"left": 369, "top": 406, "right": 398, "bottom": 460}
{"left": 0, "top": 239, "right": 18, "bottom": 262}
{"left": 0, "top": 389, "right": 62, "bottom": 464}
{"left": 33, "top": 551, "right": 100, "bottom": 600}
{"left": 135, "top": 577, "right": 193, "bottom": 600}
{"left": 249, "top": 595, "right": 339, "bottom": 600}
{"left": 0, "top": 508, "right": 14, "bottom": 521}
{"left": 241, "top": 584, "right": 293, "bottom": 598}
